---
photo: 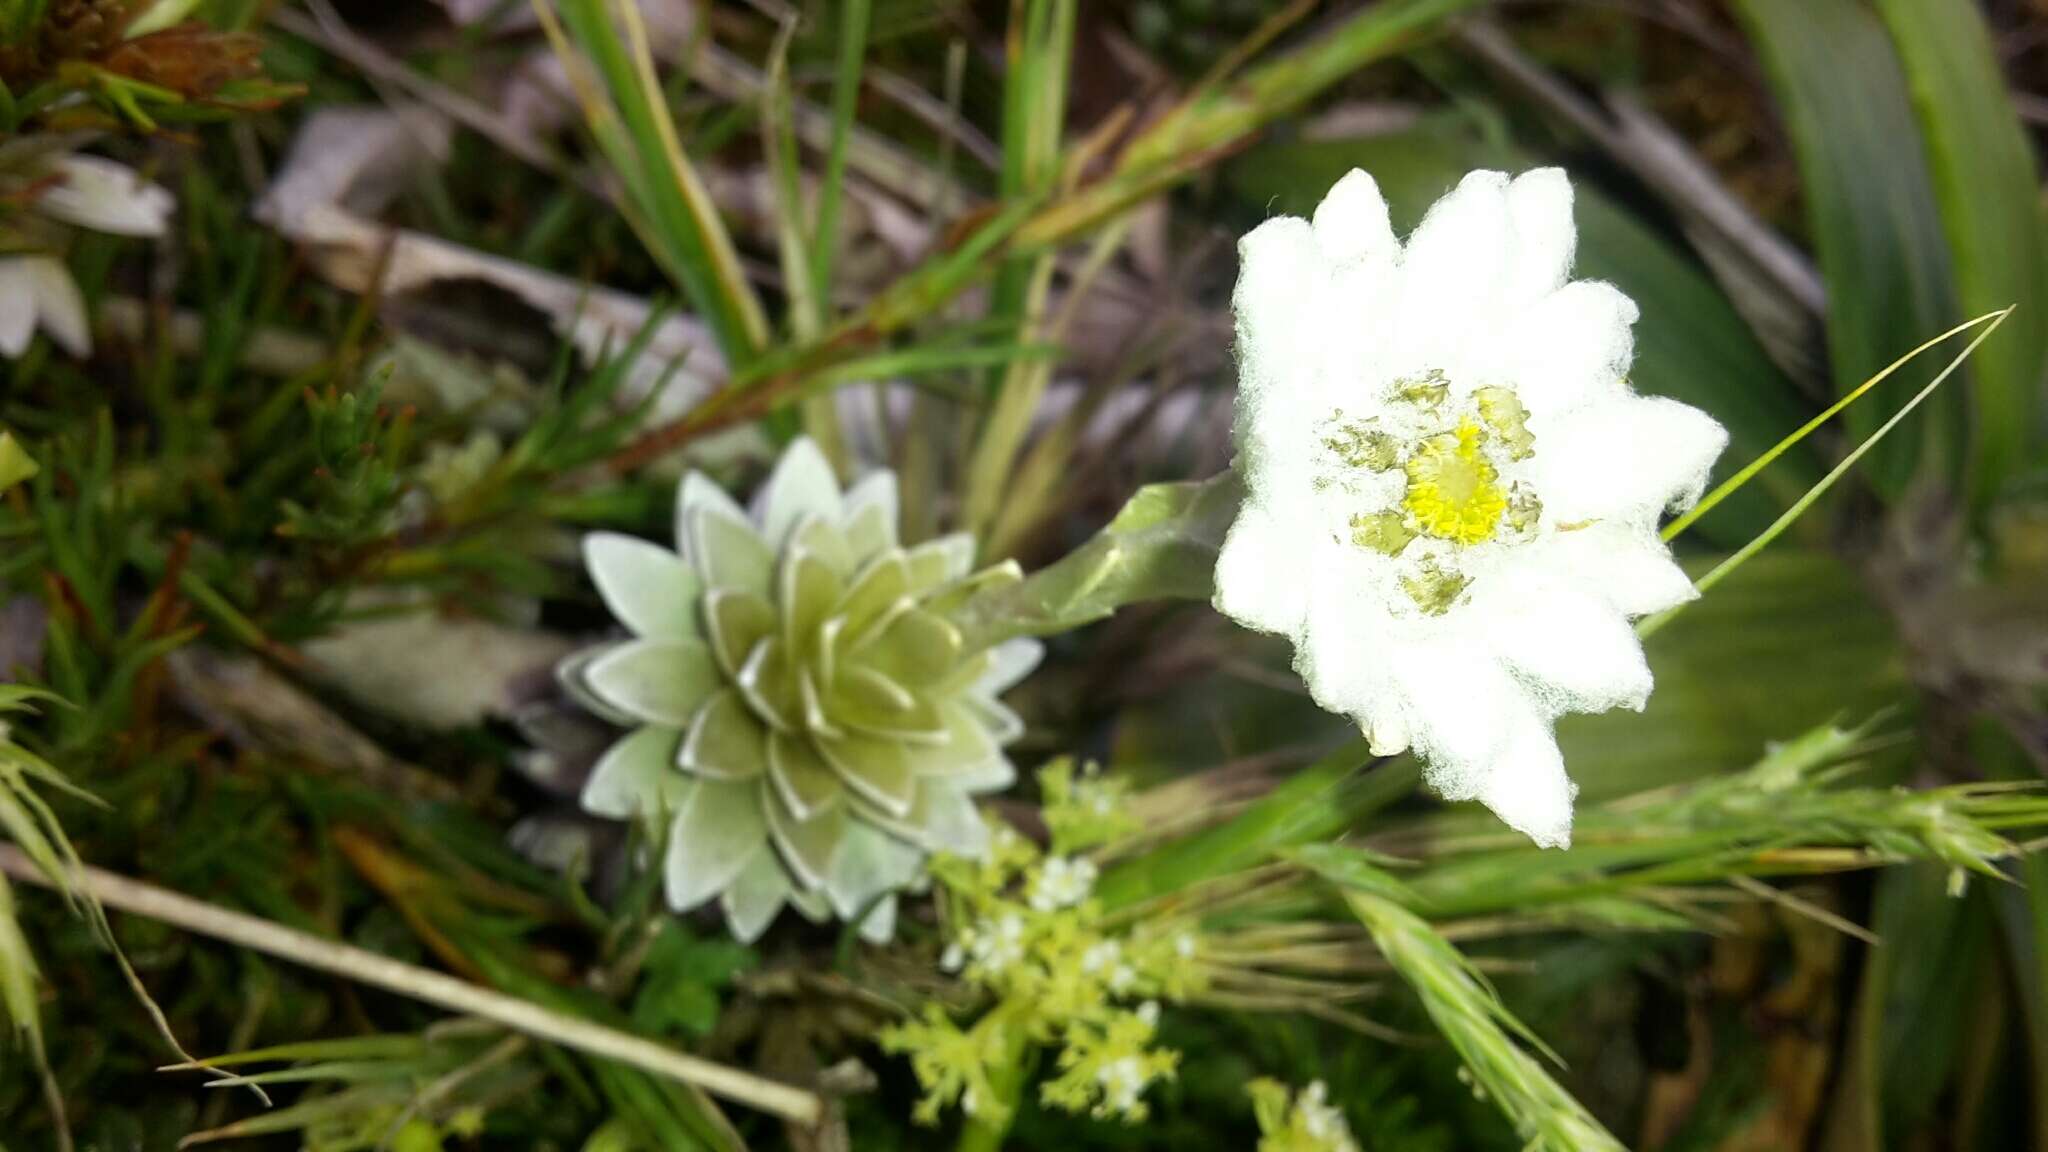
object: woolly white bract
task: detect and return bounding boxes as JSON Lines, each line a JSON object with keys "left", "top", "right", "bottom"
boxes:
{"left": 1215, "top": 168, "right": 1727, "bottom": 847}
{"left": 0, "top": 257, "right": 89, "bottom": 359}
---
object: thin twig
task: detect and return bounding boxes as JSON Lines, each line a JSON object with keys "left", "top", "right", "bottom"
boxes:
{"left": 1729, "top": 875, "right": 1878, "bottom": 944}
{"left": 0, "top": 843, "right": 824, "bottom": 1126}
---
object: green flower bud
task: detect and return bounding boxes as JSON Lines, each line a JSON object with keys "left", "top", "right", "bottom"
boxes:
{"left": 560, "top": 439, "right": 1038, "bottom": 943}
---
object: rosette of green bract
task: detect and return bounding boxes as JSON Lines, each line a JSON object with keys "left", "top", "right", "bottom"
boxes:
{"left": 559, "top": 439, "right": 1040, "bottom": 944}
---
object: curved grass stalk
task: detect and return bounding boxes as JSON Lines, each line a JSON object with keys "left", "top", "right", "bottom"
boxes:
{"left": 0, "top": 843, "right": 824, "bottom": 1126}
{"left": 533, "top": 0, "right": 769, "bottom": 368}
{"left": 1662, "top": 306, "right": 2015, "bottom": 543}
{"left": 1343, "top": 887, "right": 1627, "bottom": 1152}
{"left": 1642, "top": 306, "right": 2014, "bottom": 640}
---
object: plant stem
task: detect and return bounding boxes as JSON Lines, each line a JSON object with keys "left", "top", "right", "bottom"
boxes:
{"left": 0, "top": 843, "right": 823, "bottom": 1126}
{"left": 956, "top": 1009, "right": 1032, "bottom": 1152}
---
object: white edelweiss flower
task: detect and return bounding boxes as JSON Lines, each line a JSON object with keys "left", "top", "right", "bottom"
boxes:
{"left": 0, "top": 255, "right": 90, "bottom": 359}
{"left": 32, "top": 155, "right": 175, "bottom": 239}
{"left": 1214, "top": 168, "right": 1727, "bottom": 848}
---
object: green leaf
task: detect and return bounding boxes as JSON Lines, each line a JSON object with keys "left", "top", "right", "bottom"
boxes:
{"left": 1871, "top": 0, "right": 2048, "bottom": 509}
{"left": 1870, "top": 866, "right": 1993, "bottom": 1141}
{"left": 631, "top": 923, "right": 758, "bottom": 1040}
{"left": 1226, "top": 120, "right": 1819, "bottom": 548}
{"left": 541, "top": 0, "right": 769, "bottom": 367}
{"left": 0, "top": 874, "right": 45, "bottom": 1062}
{"left": 1976, "top": 717, "right": 2048, "bottom": 1152}
{"left": 1730, "top": 0, "right": 1962, "bottom": 498}
{"left": 808, "top": 0, "right": 872, "bottom": 308}
{"left": 1286, "top": 842, "right": 1425, "bottom": 907}
{"left": 0, "top": 431, "right": 36, "bottom": 492}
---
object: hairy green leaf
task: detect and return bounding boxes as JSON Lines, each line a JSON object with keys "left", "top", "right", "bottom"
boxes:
{"left": 957, "top": 470, "right": 1242, "bottom": 646}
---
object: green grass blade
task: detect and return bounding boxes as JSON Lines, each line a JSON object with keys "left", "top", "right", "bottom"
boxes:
{"left": 1664, "top": 308, "right": 2013, "bottom": 544}
{"left": 538, "top": 0, "right": 768, "bottom": 367}
{"left": 760, "top": 30, "right": 817, "bottom": 339}
{"left": 1872, "top": 0, "right": 2048, "bottom": 512}
{"left": 1643, "top": 308, "right": 2012, "bottom": 638}
{"left": 1340, "top": 885, "right": 1628, "bottom": 1152}
{"left": 1095, "top": 742, "right": 1419, "bottom": 912}
{"left": 989, "top": 0, "right": 1076, "bottom": 324}
{"left": 1730, "top": 0, "right": 1962, "bottom": 498}
{"left": 809, "top": 0, "right": 872, "bottom": 309}
{"left": 1020, "top": 0, "right": 1484, "bottom": 247}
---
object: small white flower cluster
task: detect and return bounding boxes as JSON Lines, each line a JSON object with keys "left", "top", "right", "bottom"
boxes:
{"left": 897, "top": 796, "right": 1202, "bottom": 1129}
{"left": 1218, "top": 167, "right": 1727, "bottom": 848}
{"left": 942, "top": 912, "right": 1027, "bottom": 978}
{"left": 1080, "top": 939, "right": 1137, "bottom": 993}
{"left": 1292, "top": 1082, "right": 1360, "bottom": 1152}
{"left": 1027, "top": 855, "right": 1099, "bottom": 911}
{"left": 1251, "top": 1077, "right": 1361, "bottom": 1152}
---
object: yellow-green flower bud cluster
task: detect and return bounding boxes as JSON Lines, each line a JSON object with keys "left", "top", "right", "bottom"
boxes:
{"left": 879, "top": 763, "right": 1201, "bottom": 1126}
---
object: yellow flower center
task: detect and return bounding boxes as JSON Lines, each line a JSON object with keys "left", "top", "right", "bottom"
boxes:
{"left": 1316, "top": 377, "right": 1543, "bottom": 616}
{"left": 1402, "top": 419, "right": 1508, "bottom": 545}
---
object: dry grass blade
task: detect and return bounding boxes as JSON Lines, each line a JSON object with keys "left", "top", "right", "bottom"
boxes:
{"left": 0, "top": 843, "right": 824, "bottom": 1125}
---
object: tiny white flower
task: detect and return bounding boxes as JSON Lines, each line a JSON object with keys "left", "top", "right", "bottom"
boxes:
{"left": 1027, "top": 856, "right": 1097, "bottom": 911}
{"left": 1136, "top": 1000, "right": 1160, "bottom": 1027}
{"left": 1216, "top": 168, "right": 1726, "bottom": 848}
{"left": 1097, "top": 1056, "right": 1145, "bottom": 1115}
{"left": 1173, "top": 931, "right": 1197, "bottom": 960}
{"left": 967, "top": 913, "right": 1025, "bottom": 974}
{"left": 1081, "top": 940, "right": 1134, "bottom": 991}
{"left": 0, "top": 255, "right": 90, "bottom": 359}
{"left": 940, "top": 940, "right": 966, "bottom": 973}
{"left": 1294, "top": 1080, "right": 1358, "bottom": 1152}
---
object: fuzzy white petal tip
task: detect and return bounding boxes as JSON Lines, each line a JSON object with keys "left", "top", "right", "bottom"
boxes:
{"left": 0, "top": 256, "right": 90, "bottom": 359}
{"left": 1216, "top": 166, "right": 1726, "bottom": 850}
{"left": 38, "top": 156, "right": 173, "bottom": 238}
